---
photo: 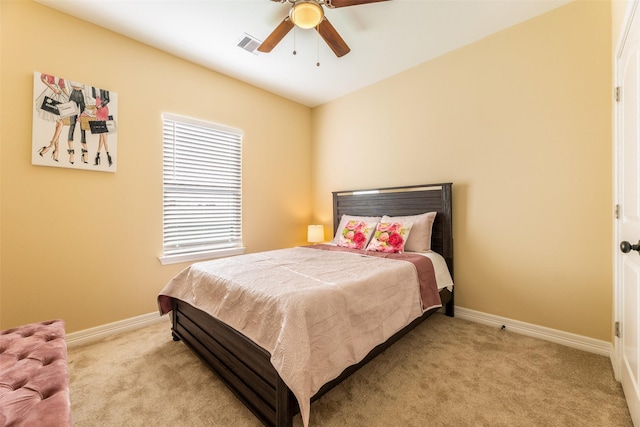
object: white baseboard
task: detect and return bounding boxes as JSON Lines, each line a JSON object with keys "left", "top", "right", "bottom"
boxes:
{"left": 66, "top": 312, "right": 168, "bottom": 348}
{"left": 455, "top": 306, "right": 613, "bottom": 357}
{"left": 65, "top": 307, "right": 615, "bottom": 361}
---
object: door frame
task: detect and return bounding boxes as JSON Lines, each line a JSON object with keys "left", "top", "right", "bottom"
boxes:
{"left": 614, "top": 1, "right": 640, "bottom": 423}
{"left": 615, "top": 0, "right": 638, "bottom": 377}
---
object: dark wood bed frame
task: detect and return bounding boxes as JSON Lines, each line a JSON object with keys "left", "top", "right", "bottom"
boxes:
{"left": 169, "top": 183, "right": 454, "bottom": 427}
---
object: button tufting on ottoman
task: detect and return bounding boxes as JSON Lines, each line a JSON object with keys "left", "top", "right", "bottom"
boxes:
{"left": 0, "top": 320, "right": 71, "bottom": 427}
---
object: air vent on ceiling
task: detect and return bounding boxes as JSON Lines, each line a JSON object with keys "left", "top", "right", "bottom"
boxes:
{"left": 237, "top": 34, "right": 262, "bottom": 55}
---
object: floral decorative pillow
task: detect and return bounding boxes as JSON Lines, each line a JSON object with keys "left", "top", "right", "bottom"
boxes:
{"left": 366, "top": 222, "right": 413, "bottom": 253}
{"left": 337, "top": 220, "right": 377, "bottom": 250}
{"left": 332, "top": 214, "right": 381, "bottom": 244}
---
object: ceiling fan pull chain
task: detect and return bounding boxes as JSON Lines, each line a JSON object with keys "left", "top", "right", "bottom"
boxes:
{"left": 316, "top": 26, "right": 320, "bottom": 66}
{"left": 292, "top": 26, "right": 297, "bottom": 55}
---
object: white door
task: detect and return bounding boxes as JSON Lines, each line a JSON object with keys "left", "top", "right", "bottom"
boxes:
{"left": 617, "top": 1, "right": 640, "bottom": 424}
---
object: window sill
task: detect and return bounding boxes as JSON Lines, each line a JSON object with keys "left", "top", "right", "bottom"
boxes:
{"left": 159, "top": 247, "right": 246, "bottom": 265}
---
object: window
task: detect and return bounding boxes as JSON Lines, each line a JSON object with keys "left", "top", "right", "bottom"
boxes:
{"left": 160, "top": 113, "right": 244, "bottom": 265}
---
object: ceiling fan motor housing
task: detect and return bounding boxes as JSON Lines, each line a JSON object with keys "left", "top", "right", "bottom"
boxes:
{"left": 290, "top": 1, "right": 325, "bottom": 29}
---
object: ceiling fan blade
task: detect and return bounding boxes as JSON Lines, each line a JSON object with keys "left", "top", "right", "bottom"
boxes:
{"left": 327, "top": 0, "right": 389, "bottom": 8}
{"left": 257, "top": 17, "right": 294, "bottom": 53}
{"left": 316, "top": 18, "right": 350, "bottom": 57}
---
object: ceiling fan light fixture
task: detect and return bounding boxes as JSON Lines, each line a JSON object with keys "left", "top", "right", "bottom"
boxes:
{"left": 290, "top": 1, "right": 324, "bottom": 29}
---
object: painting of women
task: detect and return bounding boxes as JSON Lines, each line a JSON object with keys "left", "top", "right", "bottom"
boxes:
{"left": 32, "top": 72, "right": 118, "bottom": 172}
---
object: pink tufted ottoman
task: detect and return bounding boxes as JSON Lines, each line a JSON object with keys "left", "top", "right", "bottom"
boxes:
{"left": 0, "top": 320, "right": 71, "bottom": 427}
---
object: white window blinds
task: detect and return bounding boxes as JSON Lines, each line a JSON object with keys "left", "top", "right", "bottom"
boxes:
{"left": 162, "top": 113, "right": 243, "bottom": 260}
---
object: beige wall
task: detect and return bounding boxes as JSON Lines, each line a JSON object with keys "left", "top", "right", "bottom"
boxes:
{"left": 311, "top": 0, "right": 613, "bottom": 341}
{"left": 0, "top": 1, "right": 312, "bottom": 332}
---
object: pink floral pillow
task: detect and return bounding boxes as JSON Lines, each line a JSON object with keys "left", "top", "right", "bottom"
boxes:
{"left": 337, "top": 220, "right": 377, "bottom": 250}
{"left": 366, "top": 222, "right": 413, "bottom": 253}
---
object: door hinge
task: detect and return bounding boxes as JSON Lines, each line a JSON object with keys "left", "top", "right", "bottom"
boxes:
{"left": 616, "top": 321, "right": 621, "bottom": 338}
{"left": 615, "top": 86, "right": 621, "bottom": 102}
{"left": 615, "top": 204, "right": 620, "bottom": 219}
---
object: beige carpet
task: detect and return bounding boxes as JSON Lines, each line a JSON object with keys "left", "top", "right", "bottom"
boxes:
{"left": 68, "top": 314, "right": 632, "bottom": 426}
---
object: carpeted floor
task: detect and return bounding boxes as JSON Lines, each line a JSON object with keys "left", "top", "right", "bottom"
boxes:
{"left": 68, "top": 313, "right": 632, "bottom": 426}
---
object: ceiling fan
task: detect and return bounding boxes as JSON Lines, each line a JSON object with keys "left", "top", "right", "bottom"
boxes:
{"left": 257, "top": 0, "right": 389, "bottom": 58}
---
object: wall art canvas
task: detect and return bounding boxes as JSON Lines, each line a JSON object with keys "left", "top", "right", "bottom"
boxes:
{"left": 32, "top": 71, "right": 118, "bottom": 172}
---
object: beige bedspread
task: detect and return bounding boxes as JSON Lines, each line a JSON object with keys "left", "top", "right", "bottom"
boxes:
{"left": 158, "top": 246, "right": 439, "bottom": 427}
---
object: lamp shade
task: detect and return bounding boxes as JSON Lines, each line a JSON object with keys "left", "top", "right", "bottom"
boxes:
{"left": 307, "top": 225, "right": 324, "bottom": 243}
{"left": 290, "top": 1, "right": 324, "bottom": 29}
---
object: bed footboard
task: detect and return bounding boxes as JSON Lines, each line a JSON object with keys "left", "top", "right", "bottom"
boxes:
{"left": 171, "top": 298, "right": 296, "bottom": 426}
{"left": 170, "top": 287, "right": 453, "bottom": 427}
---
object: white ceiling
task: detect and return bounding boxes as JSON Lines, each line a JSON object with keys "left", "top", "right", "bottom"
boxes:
{"left": 36, "top": 0, "right": 572, "bottom": 107}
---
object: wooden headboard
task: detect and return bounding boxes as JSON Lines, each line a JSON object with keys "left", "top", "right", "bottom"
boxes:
{"left": 332, "top": 183, "right": 453, "bottom": 277}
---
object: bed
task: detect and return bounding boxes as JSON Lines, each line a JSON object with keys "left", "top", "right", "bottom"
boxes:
{"left": 158, "top": 182, "right": 454, "bottom": 427}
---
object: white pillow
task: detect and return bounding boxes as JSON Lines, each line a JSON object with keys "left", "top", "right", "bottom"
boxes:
{"left": 381, "top": 212, "right": 436, "bottom": 252}
{"left": 332, "top": 214, "right": 381, "bottom": 243}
